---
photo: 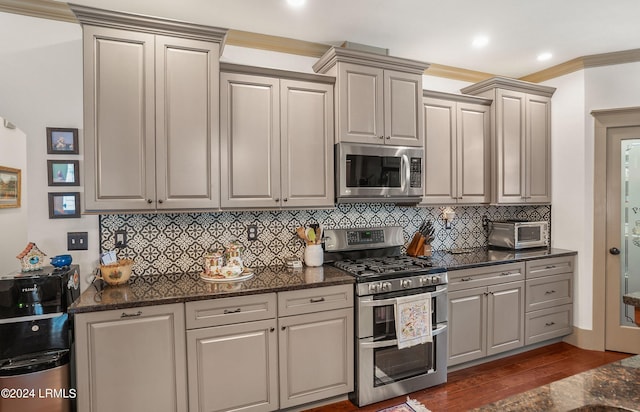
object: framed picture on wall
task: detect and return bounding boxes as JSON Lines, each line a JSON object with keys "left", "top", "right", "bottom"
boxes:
{"left": 0, "top": 165, "right": 21, "bottom": 209}
{"left": 47, "top": 160, "right": 79, "bottom": 186}
{"left": 46, "top": 127, "right": 79, "bottom": 154}
{"left": 48, "top": 192, "right": 80, "bottom": 218}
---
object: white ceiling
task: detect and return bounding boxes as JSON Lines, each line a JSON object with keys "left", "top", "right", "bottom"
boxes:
{"left": 48, "top": 0, "right": 640, "bottom": 78}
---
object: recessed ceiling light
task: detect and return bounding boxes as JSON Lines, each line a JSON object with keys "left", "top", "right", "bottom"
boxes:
{"left": 287, "top": 0, "right": 306, "bottom": 7}
{"left": 472, "top": 35, "right": 489, "bottom": 48}
{"left": 537, "top": 52, "right": 553, "bottom": 61}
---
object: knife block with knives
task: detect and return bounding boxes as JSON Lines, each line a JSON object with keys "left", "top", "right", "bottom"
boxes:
{"left": 407, "top": 221, "right": 435, "bottom": 257}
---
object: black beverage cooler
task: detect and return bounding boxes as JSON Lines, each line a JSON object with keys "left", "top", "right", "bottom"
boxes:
{"left": 0, "top": 265, "right": 80, "bottom": 412}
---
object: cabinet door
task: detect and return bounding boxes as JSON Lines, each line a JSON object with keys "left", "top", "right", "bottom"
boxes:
{"left": 220, "top": 73, "right": 280, "bottom": 208}
{"left": 155, "top": 36, "right": 220, "bottom": 209}
{"left": 526, "top": 94, "right": 552, "bottom": 203}
{"left": 75, "top": 304, "right": 187, "bottom": 412}
{"left": 457, "top": 102, "right": 490, "bottom": 203}
{"left": 448, "top": 286, "right": 486, "bottom": 366}
{"left": 82, "top": 26, "right": 156, "bottom": 211}
{"left": 278, "top": 308, "right": 354, "bottom": 408}
{"left": 280, "top": 79, "right": 334, "bottom": 208}
{"left": 495, "top": 89, "right": 527, "bottom": 204}
{"left": 423, "top": 97, "right": 456, "bottom": 204}
{"left": 336, "top": 63, "right": 384, "bottom": 144}
{"left": 487, "top": 281, "right": 525, "bottom": 356}
{"left": 384, "top": 70, "right": 423, "bottom": 147}
{"left": 187, "top": 319, "right": 278, "bottom": 412}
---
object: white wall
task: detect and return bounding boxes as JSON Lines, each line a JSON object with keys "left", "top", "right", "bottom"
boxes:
{"left": 545, "top": 61, "right": 640, "bottom": 331}
{"left": 0, "top": 118, "right": 28, "bottom": 274}
{"left": 0, "top": 13, "right": 99, "bottom": 287}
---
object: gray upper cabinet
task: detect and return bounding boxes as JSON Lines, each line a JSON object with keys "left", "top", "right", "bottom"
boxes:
{"left": 461, "top": 77, "right": 555, "bottom": 204}
{"left": 313, "top": 47, "right": 429, "bottom": 147}
{"left": 72, "top": 5, "right": 226, "bottom": 212}
{"left": 422, "top": 91, "right": 491, "bottom": 204}
{"left": 220, "top": 66, "right": 334, "bottom": 209}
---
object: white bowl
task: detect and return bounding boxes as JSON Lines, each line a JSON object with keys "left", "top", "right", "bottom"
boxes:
{"left": 220, "top": 265, "right": 243, "bottom": 278}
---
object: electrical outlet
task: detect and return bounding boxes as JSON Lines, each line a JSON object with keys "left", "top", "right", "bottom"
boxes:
{"left": 247, "top": 225, "right": 258, "bottom": 241}
{"left": 68, "top": 232, "right": 88, "bottom": 251}
{"left": 115, "top": 229, "right": 127, "bottom": 248}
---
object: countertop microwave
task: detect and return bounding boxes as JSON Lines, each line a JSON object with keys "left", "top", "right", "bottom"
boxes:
{"left": 335, "top": 142, "right": 423, "bottom": 203}
{"left": 488, "top": 220, "right": 549, "bottom": 250}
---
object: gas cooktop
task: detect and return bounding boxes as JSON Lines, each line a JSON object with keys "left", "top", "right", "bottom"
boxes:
{"left": 334, "top": 255, "right": 437, "bottom": 277}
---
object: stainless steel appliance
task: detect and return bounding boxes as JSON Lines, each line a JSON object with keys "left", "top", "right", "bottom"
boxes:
{"left": 0, "top": 265, "right": 80, "bottom": 412}
{"left": 324, "top": 227, "right": 448, "bottom": 407}
{"left": 488, "top": 220, "right": 549, "bottom": 250}
{"left": 335, "top": 142, "right": 423, "bottom": 203}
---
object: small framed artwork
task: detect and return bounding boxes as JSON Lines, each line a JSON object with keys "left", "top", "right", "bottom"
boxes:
{"left": 0, "top": 165, "right": 21, "bottom": 209}
{"left": 48, "top": 192, "right": 80, "bottom": 219}
{"left": 47, "top": 127, "right": 79, "bottom": 154}
{"left": 47, "top": 160, "right": 79, "bottom": 186}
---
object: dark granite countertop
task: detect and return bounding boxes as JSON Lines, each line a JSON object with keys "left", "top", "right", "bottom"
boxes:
{"left": 430, "top": 247, "right": 577, "bottom": 271}
{"left": 473, "top": 355, "right": 640, "bottom": 411}
{"left": 69, "top": 265, "right": 354, "bottom": 314}
{"left": 623, "top": 291, "right": 640, "bottom": 308}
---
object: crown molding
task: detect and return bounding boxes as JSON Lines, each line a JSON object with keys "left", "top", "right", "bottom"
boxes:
{"left": 0, "top": 0, "right": 76, "bottom": 23}
{"left": 520, "top": 48, "right": 640, "bottom": 83}
{"left": 461, "top": 76, "right": 556, "bottom": 97}
{"left": 226, "top": 29, "right": 330, "bottom": 58}
{"left": 313, "top": 46, "right": 430, "bottom": 75}
{"left": 425, "top": 63, "right": 494, "bottom": 83}
{"left": 423, "top": 89, "right": 493, "bottom": 106}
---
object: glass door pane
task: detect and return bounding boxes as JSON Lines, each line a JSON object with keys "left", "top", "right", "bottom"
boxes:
{"left": 620, "top": 139, "right": 640, "bottom": 326}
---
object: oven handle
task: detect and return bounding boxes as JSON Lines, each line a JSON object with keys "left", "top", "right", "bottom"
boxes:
{"left": 359, "top": 323, "right": 448, "bottom": 349}
{"left": 360, "top": 287, "right": 447, "bottom": 307}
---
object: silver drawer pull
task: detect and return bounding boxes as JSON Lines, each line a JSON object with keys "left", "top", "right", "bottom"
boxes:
{"left": 224, "top": 308, "right": 242, "bottom": 314}
{"left": 310, "top": 297, "right": 325, "bottom": 303}
{"left": 545, "top": 290, "right": 556, "bottom": 295}
{"left": 545, "top": 321, "right": 556, "bottom": 327}
{"left": 460, "top": 277, "right": 472, "bottom": 282}
{"left": 500, "top": 272, "right": 511, "bottom": 276}
{"left": 545, "top": 265, "right": 556, "bottom": 269}
{"left": 121, "top": 311, "right": 142, "bottom": 318}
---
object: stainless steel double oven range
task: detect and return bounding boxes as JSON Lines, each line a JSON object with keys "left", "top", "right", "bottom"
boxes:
{"left": 324, "top": 227, "right": 448, "bottom": 407}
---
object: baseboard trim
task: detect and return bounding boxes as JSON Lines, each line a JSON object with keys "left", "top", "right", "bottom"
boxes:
{"left": 562, "top": 326, "right": 604, "bottom": 351}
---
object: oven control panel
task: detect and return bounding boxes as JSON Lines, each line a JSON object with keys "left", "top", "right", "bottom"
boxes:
{"left": 347, "top": 229, "right": 385, "bottom": 245}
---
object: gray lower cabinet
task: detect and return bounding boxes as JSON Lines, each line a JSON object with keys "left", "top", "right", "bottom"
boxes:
{"left": 74, "top": 303, "right": 188, "bottom": 412}
{"left": 525, "top": 256, "right": 574, "bottom": 344}
{"left": 184, "top": 285, "right": 353, "bottom": 411}
{"left": 73, "top": 6, "right": 226, "bottom": 211}
{"left": 185, "top": 294, "right": 278, "bottom": 412}
{"left": 277, "top": 285, "right": 354, "bottom": 409}
{"left": 220, "top": 69, "right": 334, "bottom": 209}
{"left": 448, "top": 263, "right": 525, "bottom": 366}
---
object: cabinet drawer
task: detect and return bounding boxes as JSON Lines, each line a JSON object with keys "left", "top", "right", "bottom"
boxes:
{"left": 278, "top": 284, "right": 353, "bottom": 317}
{"left": 185, "top": 293, "right": 277, "bottom": 329}
{"left": 526, "top": 272, "right": 572, "bottom": 312}
{"left": 525, "top": 304, "right": 573, "bottom": 345}
{"left": 526, "top": 256, "right": 574, "bottom": 279}
{"left": 448, "top": 262, "right": 525, "bottom": 292}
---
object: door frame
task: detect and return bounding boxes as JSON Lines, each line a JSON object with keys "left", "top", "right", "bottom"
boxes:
{"left": 591, "top": 107, "right": 640, "bottom": 351}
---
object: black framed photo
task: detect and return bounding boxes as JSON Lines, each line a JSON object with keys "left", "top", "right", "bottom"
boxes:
{"left": 48, "top": 192, "right": 80, "bottom": 219}
{"left": 47, "top": 160, "right": 79, "bottom": 186}
{"left": 47, "top": 127, "right": 79, "bottom": 154}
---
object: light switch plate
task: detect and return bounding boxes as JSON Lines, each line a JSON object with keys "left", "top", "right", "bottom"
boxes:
{"left": 68, "top": 232, "right": 88, "bottom": 250}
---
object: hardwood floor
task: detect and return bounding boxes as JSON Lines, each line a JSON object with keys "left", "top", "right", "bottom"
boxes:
{"left": 305, "top": 342, "right": 632, "bottom": 412}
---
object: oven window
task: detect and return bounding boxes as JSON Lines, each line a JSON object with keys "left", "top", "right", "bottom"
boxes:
{"left": 517, "top": 226, "right": 541, "bottom": 241}
{"left": 372, "top": 297, "right": 438, "bottom": 341}
{"left": 373, "top": 340, "right": 435, "bottom": 387}
{"left": 346, "top": 155, "right": 401, "bottom": 188}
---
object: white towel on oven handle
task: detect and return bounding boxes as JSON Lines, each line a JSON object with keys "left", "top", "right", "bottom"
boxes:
{"left": 395, "top": 292, "right": 432, "bottom": 349}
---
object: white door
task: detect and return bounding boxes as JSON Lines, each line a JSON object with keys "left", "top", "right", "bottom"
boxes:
{"left": 606, "top": 126, "right": 640, "bottom": 353}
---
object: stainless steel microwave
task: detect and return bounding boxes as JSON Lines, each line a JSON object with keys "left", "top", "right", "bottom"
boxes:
{"left": 335, "top": 143, "right": 423, "bottom": 203}
{"left": 488, "top": 220, "right": 549, "bottom": 249}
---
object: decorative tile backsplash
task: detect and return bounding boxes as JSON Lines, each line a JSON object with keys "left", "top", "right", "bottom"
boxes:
{"left": 99, "top": 204, "right": 551, "bottom": 276}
